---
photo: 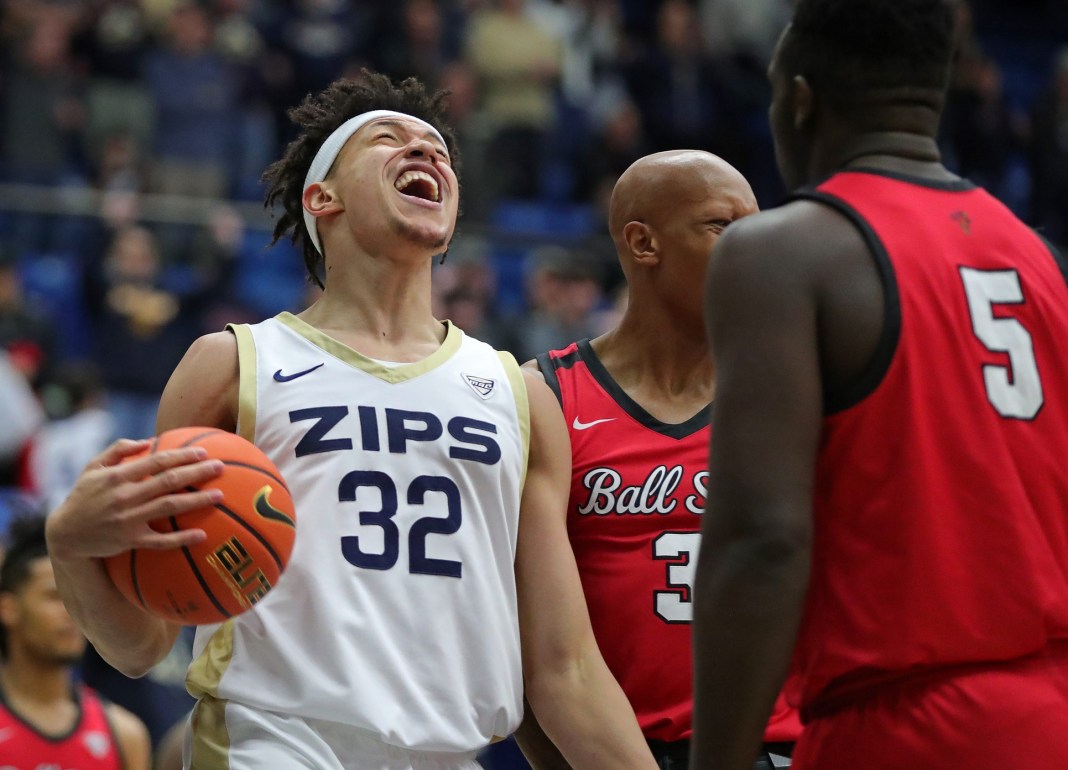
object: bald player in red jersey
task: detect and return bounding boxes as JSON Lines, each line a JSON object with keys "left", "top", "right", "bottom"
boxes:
{"left": 515, "top": 150, "right": 801, "bottom": 770}
{"left": 690, "top": 1, "right": 1068, "bottom": 769}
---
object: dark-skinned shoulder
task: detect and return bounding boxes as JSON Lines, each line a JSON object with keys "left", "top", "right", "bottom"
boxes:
{"left": 707, "top": 198, "right": 888, "bottom": 412}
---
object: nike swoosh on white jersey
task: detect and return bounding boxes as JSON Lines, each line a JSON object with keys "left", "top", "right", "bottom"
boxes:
{"left": 572, "top": 416, "right": 616, "bottom": 430}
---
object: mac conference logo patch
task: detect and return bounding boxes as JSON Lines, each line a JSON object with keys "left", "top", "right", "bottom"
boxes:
{"left": 462, "top": 373, "right": 496, "bottom": 399}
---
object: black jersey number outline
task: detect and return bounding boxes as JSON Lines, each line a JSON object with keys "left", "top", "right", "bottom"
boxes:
{"left": 959, "top": 266, "right": 1044, "bottom": 420}
{"left": 652, "top": 531, "right": 700, "bottom": 623}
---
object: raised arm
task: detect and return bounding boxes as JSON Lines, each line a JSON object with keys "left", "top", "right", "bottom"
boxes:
{"left": 515, "top": 368, "right": 656, "bottom": 770}
{"left": 689, "top": 210, "right": 823, "bottom": 769}
{"left": 45, "top": 331, "right": 239, "bottom": 676}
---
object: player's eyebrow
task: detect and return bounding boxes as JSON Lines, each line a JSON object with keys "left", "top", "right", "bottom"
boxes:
{"left": 368, "top": 119, "right": 449, "bottom": 152}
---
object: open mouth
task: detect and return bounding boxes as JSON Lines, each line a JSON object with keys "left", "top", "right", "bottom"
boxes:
{"left": 394, "top": 170, "right": 441, "bottom": 203}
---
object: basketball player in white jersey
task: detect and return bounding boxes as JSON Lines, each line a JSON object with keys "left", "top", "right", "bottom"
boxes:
{"left": 44, "top": 72, "right": 657, "bottom": 770}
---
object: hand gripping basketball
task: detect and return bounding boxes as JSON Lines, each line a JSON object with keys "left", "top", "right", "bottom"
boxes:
{"left": 103, "top": 427, "right": 297, "bottom": 625}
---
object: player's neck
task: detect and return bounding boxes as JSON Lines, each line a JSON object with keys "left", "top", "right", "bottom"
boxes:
{"left": 819, "top": 131, "right": 949, "bottom": 181}
{"left": 593, "top": 316, "right": 714, "bottom": 401}
{"left": 298, "top": 266, "right": 444, "bottom": 359}
{"left": 0, "top": 658, "right": 74, "bottom": 707}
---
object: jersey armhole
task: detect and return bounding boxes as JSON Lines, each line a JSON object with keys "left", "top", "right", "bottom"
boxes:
{"left": 792, "top": 190, "right": 902, "bottom": 414}
{"left": 97, "top": 698, "right": 129, "bottom": 770}
{"left": 498, "top": 350, "right": 531, "bottom": 486}
{"left": 534, "top": 352, "right": 563, "bottom": 406}
{"left": 226, "top": 323, "right": 257, "bottom": 444}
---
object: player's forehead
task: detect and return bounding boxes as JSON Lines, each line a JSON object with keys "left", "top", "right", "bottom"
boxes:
{"left": 24, "top": 557, "right": 57, "bottom": 591}
{"left": 358, "top": 117, "right": 447, "bottom": 147}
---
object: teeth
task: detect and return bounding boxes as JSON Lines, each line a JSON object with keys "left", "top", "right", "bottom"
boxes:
{"left": 394, "top": 170, "right": 440, "bottom": 202}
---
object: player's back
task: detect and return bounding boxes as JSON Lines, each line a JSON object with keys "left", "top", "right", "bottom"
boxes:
{"left": 793, "top": 169, "right": 1068, "bottom": 712}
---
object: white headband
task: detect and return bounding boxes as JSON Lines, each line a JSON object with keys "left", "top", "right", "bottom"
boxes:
{"left": 302, "top": 110, "right": 447, "bottom": 255}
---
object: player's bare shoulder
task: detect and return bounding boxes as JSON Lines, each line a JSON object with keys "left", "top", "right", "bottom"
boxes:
{"left": 104, "top": 701, "right": 152, "bottom": 770}
{"left": 520, "top": 358, "right": 546, "bottom": 384}
{"left": 158, "top": 330, "right": 241, "bottom": 432}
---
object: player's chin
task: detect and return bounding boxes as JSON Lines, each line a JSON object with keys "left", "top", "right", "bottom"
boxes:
{"left": 396, "top": 219, "right": 453, "bottom": 253}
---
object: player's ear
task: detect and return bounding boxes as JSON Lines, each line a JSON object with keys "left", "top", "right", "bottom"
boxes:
{"left": 792, "top": 74, "right": 814, "bottom": 129}
{"left": 622, "top": 221, "right": 660, "bottom": 267}
{"left": 302, "top": 181, "right": 344, "bottom": 219}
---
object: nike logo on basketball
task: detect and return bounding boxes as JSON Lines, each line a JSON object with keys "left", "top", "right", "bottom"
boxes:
{"left": 254, "top": 486, "right": 295, "bottom": 528}
{"left": 572, "top": 417, "right": 615, "bottom": 430}
{"left": 273, "top": 363, "right": 325, "bottom": 382}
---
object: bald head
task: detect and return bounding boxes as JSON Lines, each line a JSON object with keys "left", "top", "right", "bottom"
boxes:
{"left": 609, "top": 150, "right": 756, "bottom": 249}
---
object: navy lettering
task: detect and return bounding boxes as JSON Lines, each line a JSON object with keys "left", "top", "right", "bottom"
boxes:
{"left": 290, "top": 406, "right": 353, "bottom": 456}
{"left": 386, "top": 409, "right": 443, "bottom": 453}
{"left": 358, "top": 405, "right": 380, "bottom": 452}
{"left": 447, "top": 417, "right": 501, "bottom": 465}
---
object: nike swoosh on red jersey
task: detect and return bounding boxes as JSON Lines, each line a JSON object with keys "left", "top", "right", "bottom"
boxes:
{"left": 572, "top": 416, "right": 616, "bottom": 430}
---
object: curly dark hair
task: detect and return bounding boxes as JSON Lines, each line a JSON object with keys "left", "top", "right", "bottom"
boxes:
{"left": 262, "top": 71, "right": 461, "bottom": 288}
{"left": 0, "top": 515, "right": 49, "bottom": 660}
{"left": 781, "top": 0, "right": 958, "bottom": 110}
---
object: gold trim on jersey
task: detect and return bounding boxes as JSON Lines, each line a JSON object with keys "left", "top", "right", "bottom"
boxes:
{"left": 228, "top": 323, "right": 258, "bottom": 444}
{"left": 188, "top": 694, "right": 231, "bottom": 769}
{"left": 186, "top": 620, "right": 234, "bottom": 701}
{"left": 497, "top": 351, "right": 530, "bottom": 486}
{"left": 275, "top": 312, "right": 462, "bottom": 384}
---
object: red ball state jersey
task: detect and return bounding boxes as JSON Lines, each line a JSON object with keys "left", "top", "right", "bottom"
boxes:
{"left": 790, "top": 170, "right": 1068, "bottom": 715}
{"left": 0, "top": 683, "right": 125, "bottom": 769}
{"left": 538, "top": 340, "right": 801, "bottom": 743}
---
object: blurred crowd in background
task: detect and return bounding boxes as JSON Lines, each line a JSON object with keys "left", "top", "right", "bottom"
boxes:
{"left": 0, "top": 0, "right": 1067, "bottom": 762}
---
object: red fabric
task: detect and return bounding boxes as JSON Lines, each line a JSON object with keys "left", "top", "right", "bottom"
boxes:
{"left": 0, "top": 684, "right": 124, "bottom": 769}
{"left": 790, "top": 171, "right": 1068, "bottom": 725}
{"left": 543, "top": 342, "right": 801, "bottom": 743}
{"left": 792, "top": 643, "right": 1068, "bottom": 768}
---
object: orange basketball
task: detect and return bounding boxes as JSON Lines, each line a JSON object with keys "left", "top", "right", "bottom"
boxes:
{"left": 103, "top": 427, "right": 297, "bottom": 625}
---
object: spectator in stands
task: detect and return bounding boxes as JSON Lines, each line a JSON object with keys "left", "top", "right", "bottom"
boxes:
{"left": 0, "top": 248, "right": 59, "bottom": 391}
{"left": 0, "top": 350, "right": 44, "bottom": 492}
{"left": 142, "top": 2, "right": 239, "bottom": 201}
{"left": 623, "top": 0, "right": 732, "bottom": 155}
{"left": 942, "top": 1, "right": 1021, "bottom": 200}
{"left": 465, "top": 0, "right": 562, "bottom": 203}
{"left": 85, "top": 225, "right": 198, "bottom": 442}
{"left": 1029, "top": 45, "right": 1068, "bottom": 244}
{"left": 28, "top": 361, "right": 115, "bottom": 511}
{"left": 375, "top": 0, "right": 464, "bottom": 88}
{"left": 1, "top": 11, "right": 88, "bottom": 255}
{"left": 502, "top": 245, "right": 605, "bottom": 362}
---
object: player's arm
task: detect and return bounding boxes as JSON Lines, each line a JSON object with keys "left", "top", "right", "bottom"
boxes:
{"left": 514, "top": 700, "right": 572, "bottom": 770}
{"left": 513, "top": 361, "right": 573, "bottom": 770}
{"left": 689, "top": 210, "right": 823, "bottom": 770}
{"left": 516, "top": 369, "right": 656, "bottom": 770}
{"left": 45, "top": 333, "right": 237, "bottom": 676}
{"left": 105, "top": 702, "right": 152, "bottom": 770}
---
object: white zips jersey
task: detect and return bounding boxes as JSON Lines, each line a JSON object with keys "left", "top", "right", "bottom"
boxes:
{"left": 187, "top": 313, "right": 529, "bottom": 753}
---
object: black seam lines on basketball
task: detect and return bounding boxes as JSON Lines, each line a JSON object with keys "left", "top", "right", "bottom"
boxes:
{"left": 178, "top": 428, "right": 227, "bottom": 448}
{"left": 221, "top": 459, "right": 291, "bottom": 495}
{"left": 183, "top": 485, "right": 285, "bottom": 572}
{"left": 169, "top": 514, "right": 232, "bottom": 619}
{"left": 129, "top": 550, "right": 147, "bottom": 610}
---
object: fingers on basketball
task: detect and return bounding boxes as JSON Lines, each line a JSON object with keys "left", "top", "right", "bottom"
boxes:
{"left": 103, "top": 427, "right": 297, "bottom": 625}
